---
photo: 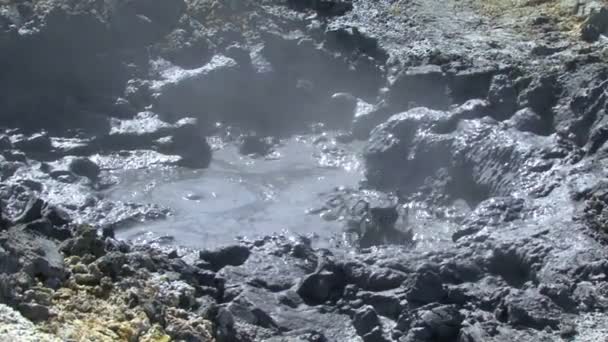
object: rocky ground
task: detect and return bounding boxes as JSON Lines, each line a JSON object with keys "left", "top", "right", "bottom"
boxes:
{"left": 3, "top": 0, "right": 608, "bottom": 341}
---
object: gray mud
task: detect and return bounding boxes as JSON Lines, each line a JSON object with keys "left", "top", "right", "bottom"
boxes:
{"left": 109, "top": 136, "right": 363, "bottom": 249}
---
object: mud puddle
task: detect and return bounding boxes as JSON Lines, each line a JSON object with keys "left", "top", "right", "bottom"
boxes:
{"left": 106, "top": 136, "right": 364, "bottom": 249}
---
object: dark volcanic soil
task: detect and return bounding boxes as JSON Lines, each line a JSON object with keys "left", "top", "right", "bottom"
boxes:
{"left": 2, "top": 0, "right": 608, "bottom": 341}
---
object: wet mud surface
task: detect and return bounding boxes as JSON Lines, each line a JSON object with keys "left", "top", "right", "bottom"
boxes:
{"left": 109, "top": 136, "right": 364, "bottom": 249}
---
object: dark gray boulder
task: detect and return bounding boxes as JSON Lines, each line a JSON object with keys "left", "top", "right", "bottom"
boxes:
{"left": 495, "top": 289, "right": 563, "bottom": 329}
{"left": 0, "top": 226, "right": 66, "bottom": 290}
{"left": 387, "top": 65, "right": 450, "bottom": 111}
{"left": 581, "top": 7, "right": 608, "bottom": 42}
{"left": 364, "top": 107, "right": 450, "bottom": 191}
{"left": 59, "top": 225, "right": 105, "bottom": 258}
{"left": 68, "top": 157, "right": 100, "bottom": 180}
{"left": 356, "top": 290, "right": 402, "bottom": 319}
{"left": 23, "top": 219, "right": 71, "bottom": 241}
{"left": 152, "top": 20, "right": 213, "bottom": 69}
{"left": 342, "top": 261, "right": 407, "bottom": 291}
{"left": 399, "top": 305, "right": 463, "bottom": 342}
{"left": 150, "top": 55, "right": 241, "bottom": 123}
{"left": 297, "top": 269, "right": 346, "bottom": 305}
{"left": 199, "top": 245, "right": 251, "bottom": 272}
{"left": 352, "top": 305, "right": 379, "bottom": 333}
{"left": 17, "top": 302, "right": 50, "bottom": 322}
{"left": 447, "top": 66, "right": 495, "bottom": 104}
{"left": 507, "top": 108, "right": 547, "bottom": 135}
{"left": 452, "top": 197, "right": 525, "bottom": 242}
{"left": 517, "top": 75, "right": 558, "bottom": 121}
{"left": 487, "top": 74, "right": 518, "bottom": 121}
{"left": 404, "top": 264, "right": 446, "bottom": 305}
{"left": 41, "top": 204, "right": 71, "bottom": 228}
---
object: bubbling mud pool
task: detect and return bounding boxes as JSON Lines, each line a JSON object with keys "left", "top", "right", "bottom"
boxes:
{"left": 106, "top": 136, "right": 364, "bottom": 249}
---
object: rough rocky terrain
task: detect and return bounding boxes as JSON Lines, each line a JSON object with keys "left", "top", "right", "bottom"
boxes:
{"left": 3, "top": 0, "right": 608, "bottom": 341}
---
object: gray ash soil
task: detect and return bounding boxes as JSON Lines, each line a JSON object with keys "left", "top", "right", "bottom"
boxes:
{"left": 2, "top": 0, "right": 608, "bottom": 341}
